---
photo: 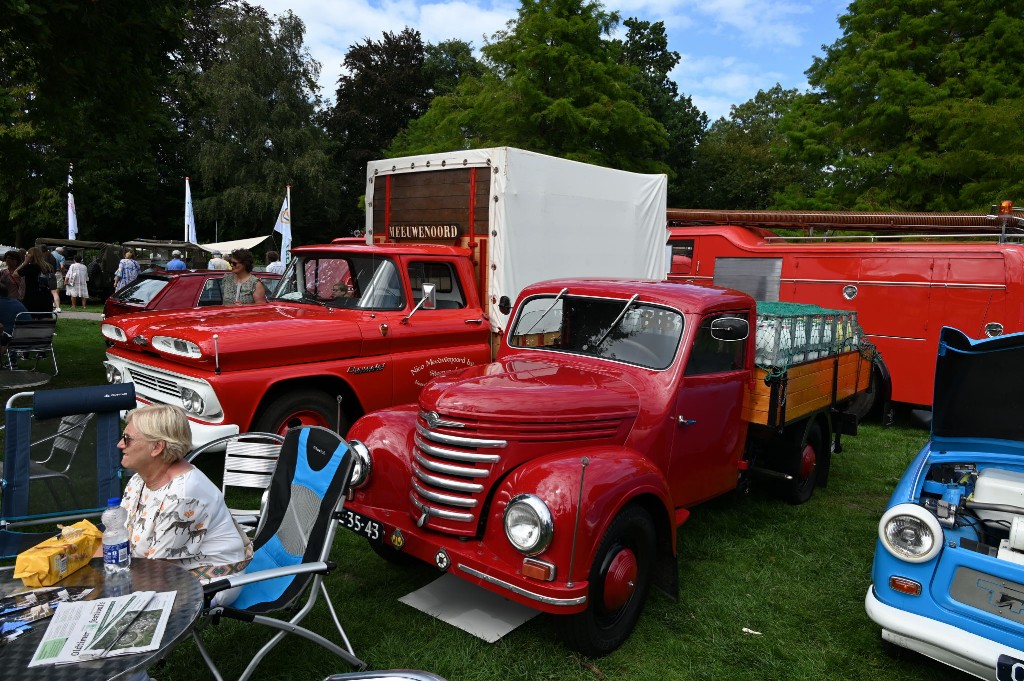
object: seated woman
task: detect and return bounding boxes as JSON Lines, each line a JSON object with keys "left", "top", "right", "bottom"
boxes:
{"left": 116, "top": 404, "right": 251, "bottom": 586}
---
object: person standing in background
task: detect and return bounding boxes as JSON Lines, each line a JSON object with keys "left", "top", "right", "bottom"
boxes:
{"left": 1, "top": 250, "right": 25, "bottom": 300}
{"left": 65, "top": 254, "right": 89, "bottom": 308}
{"left": 207, "top": 251, "right": 230, "bottom": 270}
{"left": 14, "top": 247, "right": 56, "bottom": 313}
{"left": 114, "top": 250, "right": 140, "bottom": 290}
{"left": 265, "top": 251, "right": 284, "bottom": 275}
{"left": 221, "top": 249, "right": 267, "bottom": 304}
{"left": 52, "top": 247, "right": 66, "bottom": 293}
{"left": 166, "top": 250, "right": 187, "bottom": 271}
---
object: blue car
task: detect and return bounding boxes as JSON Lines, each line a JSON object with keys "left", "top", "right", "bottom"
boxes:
{"left": 867, "top": 327, "right": 1024, "bottom": 680}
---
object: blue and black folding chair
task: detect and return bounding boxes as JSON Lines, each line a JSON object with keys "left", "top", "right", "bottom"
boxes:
{"left": 0, "top": 384, "right": 136, "bottom": 558}
{"left": 192, "top": 425, "right": 365, "bottom": 680}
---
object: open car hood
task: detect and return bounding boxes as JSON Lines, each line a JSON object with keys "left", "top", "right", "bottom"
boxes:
{"left": 932, "top": 327, "right": 1024, "bottom": 443}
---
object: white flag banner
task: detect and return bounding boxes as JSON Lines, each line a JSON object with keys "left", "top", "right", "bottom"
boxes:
{"left": 67, "top": 192, "right": 78, "bottom": 240}
{"left": 273, "top": 188, "right": 291, "bottom": 264}
{"left": 185, "top": 177, "right": 197, "bottom": 243}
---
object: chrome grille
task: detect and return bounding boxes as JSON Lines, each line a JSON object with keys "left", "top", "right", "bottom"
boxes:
{"left": 127, "top": 368, "right": 181, "bottom": 398}
{"left": 410, "top": 415, "right": 507, "bottom": 533}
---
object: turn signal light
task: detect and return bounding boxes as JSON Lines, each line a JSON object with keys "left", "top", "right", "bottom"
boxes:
{"left": 1000, "top": 200, "right": 1014, "bottom": 215}
{"left": 522, "top": 557, "right": 556, "bottom": 581}
{"left": 888, "top": 575, "right": 922, "bottom": 596}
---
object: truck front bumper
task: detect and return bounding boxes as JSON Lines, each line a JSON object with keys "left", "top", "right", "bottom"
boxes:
{"left": 345, "top": 501, "right": 589, "bottom": 613}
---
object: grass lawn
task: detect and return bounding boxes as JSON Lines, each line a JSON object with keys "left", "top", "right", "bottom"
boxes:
{"left": 4, "top": 320, "right": 968, "bottom": 679}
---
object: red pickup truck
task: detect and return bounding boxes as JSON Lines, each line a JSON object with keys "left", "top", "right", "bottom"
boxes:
{"left": 341, "top": 278, "right": 873, "bottom": 656}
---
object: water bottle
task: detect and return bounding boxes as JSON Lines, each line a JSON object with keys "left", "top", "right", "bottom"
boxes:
{"left": 101, "top": 497, "right": 131, "bottom": 573}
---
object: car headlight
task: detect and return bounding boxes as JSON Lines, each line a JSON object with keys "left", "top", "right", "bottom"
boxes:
{"left": 180, "top": 387, "right": 205, "bottom": 414}
{"left": 103, "top": 361, "right": 123, "bottom": 384}
{"left": 153, "top": 336, "right": 202, "bottom": 358}
{"left": 504, "top": 494, "right": 553, "bottom": 555}
{"left": 101, "top": 324, "right": 127, "bottom": 342}
{"left": 348, "top": 440, "right": 372, "bottom": 489}
{"left": 879, "top": 503, "right": 943, "bottom": 563}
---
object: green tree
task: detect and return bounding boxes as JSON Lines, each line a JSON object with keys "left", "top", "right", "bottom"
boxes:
{"left": 615, "top": 18, "right": 707, "bottom": 204}
{"left": 181, "top": 4, "right": 336, "bottom": 242}
{"left": 388, "top": 0, "right": 668, "bottom": 174}
{"left": 782, "top": 0, "right": 1024, "bottom": 210}
{"left": 686, "top": 85, "right": 813, "bottom": 209}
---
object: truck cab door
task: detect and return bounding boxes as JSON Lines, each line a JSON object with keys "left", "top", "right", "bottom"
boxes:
{"left": 387, "top": 260, "right": 492, "bottom": 405}
{"left": 668, "top": 312, "right": 750, "bottom": 507}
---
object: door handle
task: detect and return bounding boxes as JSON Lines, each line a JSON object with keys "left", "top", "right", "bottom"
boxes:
{"left": 677, "top": 416, "right": 697, "bottom": 426}
{"left": 465, "top": 319, "right": 484, "bottom": 325}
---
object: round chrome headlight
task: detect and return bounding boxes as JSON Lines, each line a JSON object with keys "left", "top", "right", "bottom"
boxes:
{"left": 879, "top": 503, "right": 943, "bottom": 563}
{"left": 348, "top": 440, "right": 372, "bottom": 489}
{"left": 103, "top": 361, "right": 123, "bottom": 384}
{"left": 504, "top": 494, "right": 553, "bottom": 556}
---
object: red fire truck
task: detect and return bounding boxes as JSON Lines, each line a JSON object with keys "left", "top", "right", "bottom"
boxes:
{"left": 665, "top": 204, "right": 1024, "bottom": 414}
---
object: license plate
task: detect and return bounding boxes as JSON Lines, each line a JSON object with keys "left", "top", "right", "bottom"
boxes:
{"left": 997, "top": 654, "right": 1024, "bottom": 681}
{"left": 338, "top": 509, "right": 384, "bottom": 544}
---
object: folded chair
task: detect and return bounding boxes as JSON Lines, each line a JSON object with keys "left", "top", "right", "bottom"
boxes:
{"left": 0, "top": 384, "right": 135, "bottom": 558}
{"left": 192, "top": 425, "right": 365, "bottom": 681}
{"left": 5, "top": 311, "right": 58, "bottom": 375}
{"left": 186, "top": 431, "right": 285, "bottom": 530}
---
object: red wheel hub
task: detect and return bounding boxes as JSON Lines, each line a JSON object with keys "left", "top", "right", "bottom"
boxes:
{"left": 276, "top": 410, "right": 329, "bottom": 435}
{"left": 601, "top": 547, "right": 638, "bottom": 612}
{"left": 799, "top": 443, "right": 816, "bottom": 481}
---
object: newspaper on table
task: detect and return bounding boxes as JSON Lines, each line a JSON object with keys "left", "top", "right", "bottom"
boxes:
{"left": 0, "top": 587, "right": 94, "bottom": 645}
{"left": 28, "top": 591, "right": 176, "bottom": 667}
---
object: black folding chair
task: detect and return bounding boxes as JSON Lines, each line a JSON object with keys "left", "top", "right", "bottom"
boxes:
{"left": 5, "top": 311, "right": 58, "bottom": 375}
{"left": 192, "top": 426, "right": 365, "bottom": 680}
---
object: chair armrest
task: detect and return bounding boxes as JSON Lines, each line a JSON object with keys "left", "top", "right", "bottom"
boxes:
{"left": 202, "top": 560, "right": 337, "bottom": 599}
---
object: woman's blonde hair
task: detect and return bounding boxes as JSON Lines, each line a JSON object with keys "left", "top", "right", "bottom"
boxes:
{"left": 25, "top": 247, "right": 53, "bottom": 273}
{"left": 127, "top": 404, "right": 193, "bottom": 463}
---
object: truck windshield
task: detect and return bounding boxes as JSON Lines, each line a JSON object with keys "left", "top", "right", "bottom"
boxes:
{"left": 508, "top": 295, "right": 683, "bottom": 370}
{"left": 272, "top": 254, "right": 405, "bottom": 311}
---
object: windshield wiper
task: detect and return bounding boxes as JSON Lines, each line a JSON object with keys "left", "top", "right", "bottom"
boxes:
{"left": 593, "top": 294, "right": 641, "bottom": 348}
{"left": 523, "top": 288, "right": 569, "bottom": 335}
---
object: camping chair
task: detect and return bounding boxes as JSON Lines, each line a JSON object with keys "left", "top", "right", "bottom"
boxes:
{"left": 186, "top": 431, "right": 285, "bottom": 530}
{"left": 192, "top": 425, "right": 365, "bottom": 681}
{"left": 0, "top": 384, "right": 135, "bottom": 558}
{"left": 5, "top": 311, "right": 58, "bottom": 375}
{"left": 22, "top": 412, "right": 95, "bottom": 508}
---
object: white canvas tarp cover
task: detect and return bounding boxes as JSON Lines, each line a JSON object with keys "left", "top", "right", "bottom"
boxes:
{"left": 198, "top": 235, "right": 271, "bottom": 254}
{"left": 367, "top": 147, "right": 667, "bottom": 332}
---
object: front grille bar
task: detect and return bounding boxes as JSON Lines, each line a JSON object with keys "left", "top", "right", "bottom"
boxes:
{"left": 416, "top": 423, "right": 507, "bottom": 449}
{"left": 414, "top": 453, "right": 489, "bottom": 478}
{"left": 411, "top": 493, "right": 474, "bottom": 522}
{"left": 414, "top": 434, "right": 500, "bottom": 463}
{"left": 411, "top": 480, "right": 477, "bottom": 508}
{"left": 414, "top": 468, "right": 484, "bottom": 494}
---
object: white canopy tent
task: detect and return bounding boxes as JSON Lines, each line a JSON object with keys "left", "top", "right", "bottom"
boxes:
{"left": 197, "top": 235, "right": 273, "bottom": 254}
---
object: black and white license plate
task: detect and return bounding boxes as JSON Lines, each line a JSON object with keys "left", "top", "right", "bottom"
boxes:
{"left": 997, "top": 654, "right": 1024, "bottom": 681}
{"left": 338, "top": 508, "right": 384, "bottom": 544}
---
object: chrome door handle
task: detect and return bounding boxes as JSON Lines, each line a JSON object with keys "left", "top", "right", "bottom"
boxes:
{"left": 465, "top": 319, "right": 484, "bottom": 324}
{"left": 677, "top": 416, "right": 697, "bottom": 426}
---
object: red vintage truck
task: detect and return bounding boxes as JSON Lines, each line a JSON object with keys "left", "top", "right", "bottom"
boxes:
{"left": 340, "top": 277, "right": 874, "bottom": 656}
{"left": 665, "top": 204, "right": 1024, "bottom": 414}
{"left": 100, "top": 148, "right": 667, "bottom": 444}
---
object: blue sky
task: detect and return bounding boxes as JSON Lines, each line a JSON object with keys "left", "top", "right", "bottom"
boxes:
{"left": 251, "top": 0, "right": 849, "bottom": 121}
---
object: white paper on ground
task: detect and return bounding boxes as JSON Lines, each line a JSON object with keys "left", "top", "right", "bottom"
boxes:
{"left": 399, "top": 574, "right": 539, "bottom": 643}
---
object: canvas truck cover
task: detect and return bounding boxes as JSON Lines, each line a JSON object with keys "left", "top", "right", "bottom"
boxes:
{"left": 365, "top": 147, "right": 668, "bottom": 332}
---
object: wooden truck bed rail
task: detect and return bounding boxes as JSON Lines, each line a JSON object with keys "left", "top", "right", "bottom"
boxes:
{"left": 742, "top": 350, "right": 873, "bottom": 428}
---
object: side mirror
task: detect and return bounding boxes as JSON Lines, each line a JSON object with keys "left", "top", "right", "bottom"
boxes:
{"left": 402, "top": 282, "right": 436, "bottom": 324}
{"left": 498, "top": 295, "right": 512, "bottom": 315}
{"left": 710, "top": 317, "right": 749, "bottom": 342}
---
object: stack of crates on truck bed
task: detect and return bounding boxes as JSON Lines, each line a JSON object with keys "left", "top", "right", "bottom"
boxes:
{"left": 754, "top": 301, "right": 863, "bottom": 371}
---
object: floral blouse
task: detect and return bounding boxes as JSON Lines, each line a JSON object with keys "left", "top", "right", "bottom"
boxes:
{"left": 121, "top": 466, "right": 251, "bottom": 581}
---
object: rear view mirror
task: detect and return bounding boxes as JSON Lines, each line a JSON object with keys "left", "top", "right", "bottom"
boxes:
{"left": 420, "top": 283, "right": 436, "bottom": 310}
{"left": 710, "top": 317, "right": 748, "bottom": 342}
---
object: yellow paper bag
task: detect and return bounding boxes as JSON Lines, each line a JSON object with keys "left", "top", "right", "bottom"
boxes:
{"left": 13, "top": 519, "right": 104, "bottom": 587}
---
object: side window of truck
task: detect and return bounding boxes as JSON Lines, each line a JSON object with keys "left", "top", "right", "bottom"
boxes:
{"left": 670, "top": 239, "right": 694, "bottom": 275}
{"left": 685, "top": 313, "right": 748, "bottom": 376}
{"left": 408, "top": 262, "right": 466, "bottom": 309}
{"left": 198, "top": 278, "right": 223, "bottom": 306}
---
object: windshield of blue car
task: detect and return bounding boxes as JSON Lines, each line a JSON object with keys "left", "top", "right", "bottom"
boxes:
{"left": 507, "top": 294, "right": 684, "bottom": 370}
{"left": 271, "top": 254, "right": 405, "bottom": 311}
{"left": 114, "top": 276, "right": 169, "bottom": 306}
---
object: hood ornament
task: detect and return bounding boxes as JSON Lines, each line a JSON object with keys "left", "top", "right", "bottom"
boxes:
{"left": 132, "top": 335, "right": 149, "bottom": 346}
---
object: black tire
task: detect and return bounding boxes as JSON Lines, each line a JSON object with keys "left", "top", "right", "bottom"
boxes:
{"left": 786, "top": 422, "right": 823, "bottom": 505}
{"left": 254, "top": 389, "right": 346, "bottom": 436}
{"left": 845, "top": 363, "right": 881, "bottom": 421}
{"left": 556, "top": 505, "right": 656, "bottom": 656}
